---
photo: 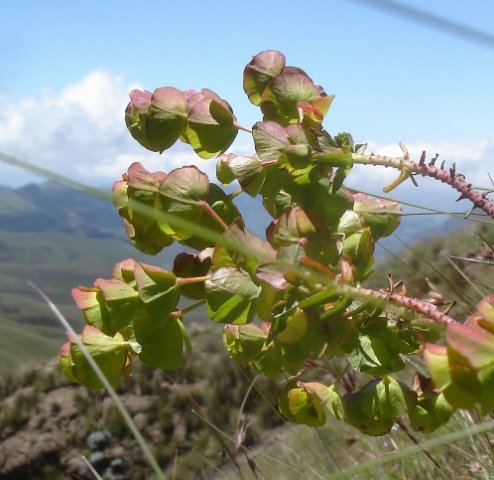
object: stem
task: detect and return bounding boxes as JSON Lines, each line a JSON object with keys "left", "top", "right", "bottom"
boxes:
{"left": 170, "top": 300, "right": 206, "bottom": 320}
{"left": 198, "top": 200, "right": 228, "bottom": 230}
{"left": 296, "top": 255, "right": 458, "bottom": 326}
{"left": 351, "top": 144, "right": 494, "bottom": 220}
{"left": 396, "top": 418, "right": 441, "bottom": 469}
{"left": 228, "top": 188, "right": 244, "bottom": 200}
{"left": 342, "top": 284, "right": 458, "bottom": 327}
{"left": 233, "top": 121, "right": 253, "bottom": 134}
{"left": 177, "top": 276, "right": 211, "bottom": 287}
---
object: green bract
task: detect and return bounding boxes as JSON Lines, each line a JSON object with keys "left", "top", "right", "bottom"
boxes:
{"left": 62, "top": 50, "right": 494, "bottom": 438}
{"left": 125, "top": 87, "right": 237, "bottom": 157}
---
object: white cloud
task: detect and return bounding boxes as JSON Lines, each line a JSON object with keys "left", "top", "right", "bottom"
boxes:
{"left": 0, "top": 71, "right": 206, "bottom": 187}
{"left": 0, "top": 70, "right": 492, "bottom": 208}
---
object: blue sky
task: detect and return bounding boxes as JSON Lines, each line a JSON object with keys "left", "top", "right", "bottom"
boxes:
{"left": 1, "top": 0, "right": 493, "bottom": 211}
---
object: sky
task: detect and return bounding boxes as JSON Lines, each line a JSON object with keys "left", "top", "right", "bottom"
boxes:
{"left": 1, "top": 0, "right": 493, "bottom": 213}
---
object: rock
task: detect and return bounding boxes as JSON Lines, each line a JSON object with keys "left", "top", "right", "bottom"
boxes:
{"left": 86, "top": 430, "right": 112, "bottom": 451}
{"left": 110, "top": 455, "right": 133, "bottom": 473}
{"left": 88, "top": 451, "right": 107, "bottom": 469}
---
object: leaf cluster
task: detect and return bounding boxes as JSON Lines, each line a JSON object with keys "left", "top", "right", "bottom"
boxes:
{"left": 60, "top": 50, "right": 494, "bottom": 437}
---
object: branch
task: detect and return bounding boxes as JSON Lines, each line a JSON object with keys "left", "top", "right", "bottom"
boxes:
{"left": 298, "top": 255, "right": 458, "bottom": 327}
{"left": 342, "top": 284, "right": 458, "bottom": 328}
{"left": 233, "top": 121, "right": 253, "bottom": 134}
{"left": 351, "top": 144, "right": 494, "bottom": 219}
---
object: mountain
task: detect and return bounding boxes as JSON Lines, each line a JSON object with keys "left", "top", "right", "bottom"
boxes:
{"left": 0, "top": 182, "right": 184, "bottom": 368}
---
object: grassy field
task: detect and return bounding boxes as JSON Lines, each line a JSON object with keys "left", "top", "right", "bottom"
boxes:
{"left": 0, "top": 315, "right": 64, "bottom": 370}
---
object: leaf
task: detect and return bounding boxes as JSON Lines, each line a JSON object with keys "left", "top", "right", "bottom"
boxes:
{"left": 72, "top": 283, "right": 137, "bottom": 337}
{"left": 159, "top": 165, "right": 210, "bottom": 204}
{"left": 223, "top": 324, "right": 267, "bottom": 364}
{"left": 125, "top": 161, "right": 167, "bottom": 192}
{"left": 283, "top": 177, "right": 353, "bottom": 227}
{"left": 301, "top": 382, "right": 346, "bottom": 420}
{"left": 252, "top": 121, "right": 290, "bottom": 163}
{"left": 216, "top": 153, "right": 236, "bottom": 184}
{"left": 125, "top": 87, "right": 187, "bottom": 153}
{"left": 424, "top": 343, "right": 479, "bottom": 409}
{"left": 185, "top": 89, "right": 238, "bottom": 158}
{"left": 112, "top": 258, "right": 139, "bottom": 283}
{"left": 212, "top": 221, "right": 276, "bottom": 273}
{"left": 260, "top": 67, "right": 325, "bottom": 124}
{"left": 148, "top": 87, "right": 188, "bottom": 150}
{"left": 93, "top": 278, "right": 140, "bottom": 335}
{"left": 173, "top": 250, "right": 212, "bottom": 300}
{"left": 243, "top": 50, "right": 286, "bottom": 106}
{"left": 409, "top": 392, "right": 454, "bottom": 433}
{"left": 68, "top": 326, "right": 129, "bottom": 389}
{"left": 447, "top": 322, "right": 494, "bottom": 370}
{"left": 278, "top": 383, "right": 326, "bottom": 427}
{"left": 59, "top": 342, "right": 77, "bottom": 383}
{"left": 312, "top": 130, "right": 353, "bottom": 167}
{"left": 468, "top": 294, "right": 494, "bottom": 334}
{"left": 113, "top": 163, "right": 174, "bottom": 254}
{"left": 274, "top": 308, "right": 308, "bottom": 344}
{"left": 343, "top": 228, "right": 374, "bottom": 274}
{"left": 332, "top": 164, "right": 352, "bottom": 193}
{"left": 133, "top": 262, "right": 180, "bottom": 315}
{"left": 255, "top": 265, "right": 288, "bottom": 321}
{"left": 134, "top": 312, "right": 185, "bottom": 370}
{"left": 157, "top": 165, "right": 210, "bottom": 242}
{"left": 71, "top": 287, "right": 109, "bottom": 332}
{"left": 225, "top": 154, "right": 266, "bottom": 196}
{"left": 343, "top": 377, "right": 413, "bottom": 435}
{"left": 352, "top": 193, "right": 402, "bottom": 240}
{"left": 278, "top": 144, "right": 313, "bottom": 174}
{"left": 345, "top": 334, "right": 405, "bottom": 375}
{"left": 205, "top": 267, "right": 261, "bottom": 324}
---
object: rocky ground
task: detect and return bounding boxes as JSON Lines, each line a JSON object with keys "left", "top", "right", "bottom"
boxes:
{"left": 0, "top": 335, "right": 281, "bottom": 480}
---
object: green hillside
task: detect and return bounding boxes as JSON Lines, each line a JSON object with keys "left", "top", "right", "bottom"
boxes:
{"left": 0, "top": 315, "right": 64, "bottom": 370}
{"left": 0, "top": 182, "right": 186, "bottom": 330}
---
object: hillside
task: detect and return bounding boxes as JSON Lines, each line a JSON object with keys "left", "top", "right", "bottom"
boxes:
{"left": 0, "top": 181, "right": 187, "bottom": 370}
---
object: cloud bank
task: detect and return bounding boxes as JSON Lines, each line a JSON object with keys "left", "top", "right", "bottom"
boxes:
{"left": 0, "top": 71, "right": 211, "bottom": 187}
{"left": 0, "top": 70, "right": 492, "bottom": 211}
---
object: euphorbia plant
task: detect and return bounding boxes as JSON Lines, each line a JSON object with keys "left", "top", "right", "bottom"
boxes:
{"left": 61, "top": 50, "right": 494, "bottom": 436}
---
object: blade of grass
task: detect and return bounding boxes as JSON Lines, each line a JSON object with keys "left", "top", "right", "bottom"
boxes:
{"left": 349, "top": 186, "right": 494, "bottom": 227}
{"left": 81, "top": 455, "right": 104, "bottom": 480}
{"left": 395, "top": 235, "right": 477, "bottom": 309}
{"left": 444, "top": 255, "right": 487, "bottom": 299}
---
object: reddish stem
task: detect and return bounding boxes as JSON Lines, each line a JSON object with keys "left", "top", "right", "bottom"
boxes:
{"left": 351, "top": 146, "right": 494, "bottom": 219}
{"left": 177, "top": 276, "right": 210, "bottom": 286}
{"left": 344, "top": 285, "right": 458, "bottom": 327}
{"left": 198, "top": 200, "right": 228, "bottom": 230}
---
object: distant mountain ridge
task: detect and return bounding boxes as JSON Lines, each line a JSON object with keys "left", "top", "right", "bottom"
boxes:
{"left": 0, "top": 181, "right": 124, "bottom": 238}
